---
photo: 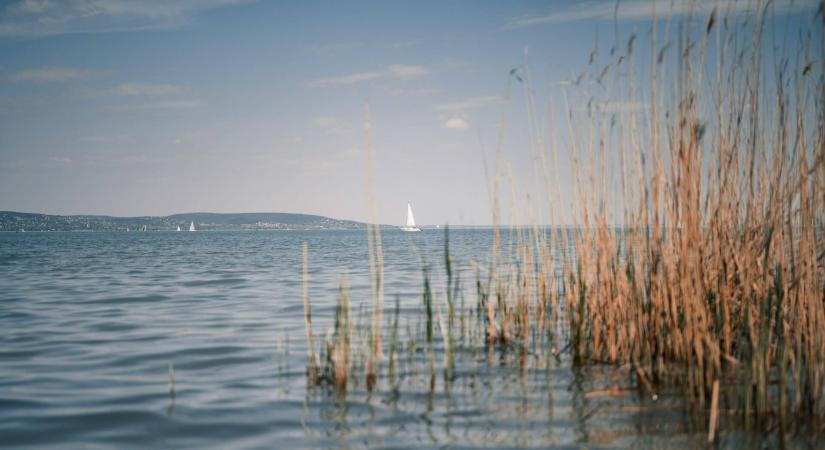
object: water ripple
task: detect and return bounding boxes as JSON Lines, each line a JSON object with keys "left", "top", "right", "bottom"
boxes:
{"left": 0, "top": 230, "right": 771, "bottom": 449}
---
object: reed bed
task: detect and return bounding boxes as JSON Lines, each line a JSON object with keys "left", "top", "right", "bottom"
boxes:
{"left": 301, "top": 1, "right": 825, "bottom": 438}
{"left": 552, "top": 2, "right": 825, "bottom": 428}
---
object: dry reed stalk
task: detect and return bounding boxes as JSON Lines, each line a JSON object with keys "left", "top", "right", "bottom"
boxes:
{"left": 708, "top": 379, "right": 720, "bottom": 443}
{"left": 363, "top": 104, "right": 384, "bottom": 386}
{"left": 328, "top": 281, "right": 353, "bottom": 393}
{"left": 297, "top": 2, "right": 824, "bottom": 431}
{"left": 550, "top": 1, "right": 824, "bottom": 425}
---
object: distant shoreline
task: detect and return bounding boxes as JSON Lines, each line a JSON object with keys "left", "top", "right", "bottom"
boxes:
{"left": 0, "top": 211, "right": 367, "bottom": 232}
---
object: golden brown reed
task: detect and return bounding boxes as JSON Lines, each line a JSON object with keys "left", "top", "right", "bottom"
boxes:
{"left": 536, "top": 1, "right": 825, "bottom": 426}
{"left": 301, "top": 1, "right": 825, "bottom": 434}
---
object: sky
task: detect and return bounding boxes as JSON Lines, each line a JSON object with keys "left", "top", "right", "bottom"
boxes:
{"left": 0, "top": 0, "right": 819, "bottom": 225}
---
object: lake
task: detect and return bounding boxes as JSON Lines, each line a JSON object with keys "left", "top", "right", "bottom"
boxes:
{"left": 0, "top": 230, "right": 789, "bottom": 448}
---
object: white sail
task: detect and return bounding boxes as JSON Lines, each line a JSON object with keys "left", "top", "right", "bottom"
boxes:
{"left": 400, "top": 203, "right": 421, "bottom": 231}
{"left": 406, "top": 203, "right": 416, "bottom": 227}
{"left": 176, "top": 225, "right": 181, "bottom": 232}
{"left": 189, "top": 221, "right": 196, "bottom": 232}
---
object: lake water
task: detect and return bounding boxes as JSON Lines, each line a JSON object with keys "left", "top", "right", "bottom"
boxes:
{"left": 0, "top": 230, "right": 793, "bottom": 448}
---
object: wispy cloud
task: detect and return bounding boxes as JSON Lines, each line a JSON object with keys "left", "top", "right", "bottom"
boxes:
{"left": 308, "top": 70, "right": 382, "bottom": 87}
{"left": 505, "top": 0, "right": 818, "bottom": 28}
{"left": 115, "top": 82, "right": 184, "bottom": 96}
{"left": 443, "top": 117, "right": 469, "bottom": 131}
{"left": 9, "top": 65, "right": 93, "bottom": 82}
{"left": 0, "top": 0, "right": 255, "bottom": 37}
{"left": 435, "top": 95, "right": 503, "bottom": 111}
{"left": 385, "top": 87, "right": 441, "bottom": 97}
{"left": 311, "top": 116, "right": 354, "bottom": 134}
{"left": 385, "top": 64, "right": 430, "bottom": 77}
{"left": 106, "top": 82, "right": 202, "bottom": 109}
{"left": 307, "top": 64, "right": 431, "bottom": 88}
{"left": 47, "top": 155, "right": 73, "bottom": 164}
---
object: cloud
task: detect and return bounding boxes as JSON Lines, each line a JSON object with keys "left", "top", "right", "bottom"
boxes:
{"left": 0, "top": 0, "right": 255, "bottom": 37}
{"left": 385, "top": 87, "right": 441, "bottom": 97}
{"left": 435, "top": 95, "right": 503, "bottom": 111}
{"left": 311, "top": 116, "right": 354, "bottom": 134}
{"left": 115, "top": 82, "right": 184, "bottom": 96}
{"left": 12, "top": 0, "right": 52, "bottom": 14}
{"left": 504, "top": 0, "right": 819, "bottom": 28}
{"left": 307, "top": 64, "right": 431, "bottom": 88}
{"left": 48, "top": 155, "right": 72, "bottom": 164}
{"left": 443, "top": 117, "right": 469, "bottom": 130}
{"left": 308, "top": 71, "right": 382, "bottom": 88}
{"left": 9, "top": 66, "right": 92, "bottom": 82}
{"left": 385, "top": 64, "right": 429, "bottom": 77}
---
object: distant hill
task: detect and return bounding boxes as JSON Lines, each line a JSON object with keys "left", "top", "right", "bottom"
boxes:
{"left": 167, "top": 212, "right": 357, "bottom": 226}
{"left": 0, "top": 211, "right": 365, "bottom": 231}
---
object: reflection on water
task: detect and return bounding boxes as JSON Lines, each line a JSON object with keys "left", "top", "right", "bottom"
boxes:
{"left": 0, "top": 230, "right": 808, "bottom": 448}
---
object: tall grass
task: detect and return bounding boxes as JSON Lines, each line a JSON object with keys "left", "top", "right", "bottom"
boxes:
{"left": 301, "top": 0, "right": 825, "bottom": 436}
{"left": 552, "top": 2, "right": 825, "bottom": 426}
{"left": 361, "top": 104, "right": 384, "bottom": 391}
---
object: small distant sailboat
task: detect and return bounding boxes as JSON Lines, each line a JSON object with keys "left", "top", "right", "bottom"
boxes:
{"left": 176, "top": 225, "right": 181, "bottom": 232}
{"left": 400, "top": 202, "right": 421, "bottom": 232}
{"left": 188, "top": 221, "right": 196, "bottom": 232}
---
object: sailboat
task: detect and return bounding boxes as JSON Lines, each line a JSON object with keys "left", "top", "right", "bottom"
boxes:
{"left": 400, "top": 202, "right": 421, "bottom": 232}
{"left": 188, "top": 221, "right": 196, "bottom": 232}
{"left": 176, "top": 225, "right": 181, "bottom": 232}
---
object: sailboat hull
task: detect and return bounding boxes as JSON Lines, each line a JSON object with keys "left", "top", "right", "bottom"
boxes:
{"left": 399, "top": 226, "right": 421, "bottom": 232}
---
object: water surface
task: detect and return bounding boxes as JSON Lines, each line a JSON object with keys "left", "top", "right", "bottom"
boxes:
{"left": 0, "top": 230, "right": 797, "bottom": 448}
